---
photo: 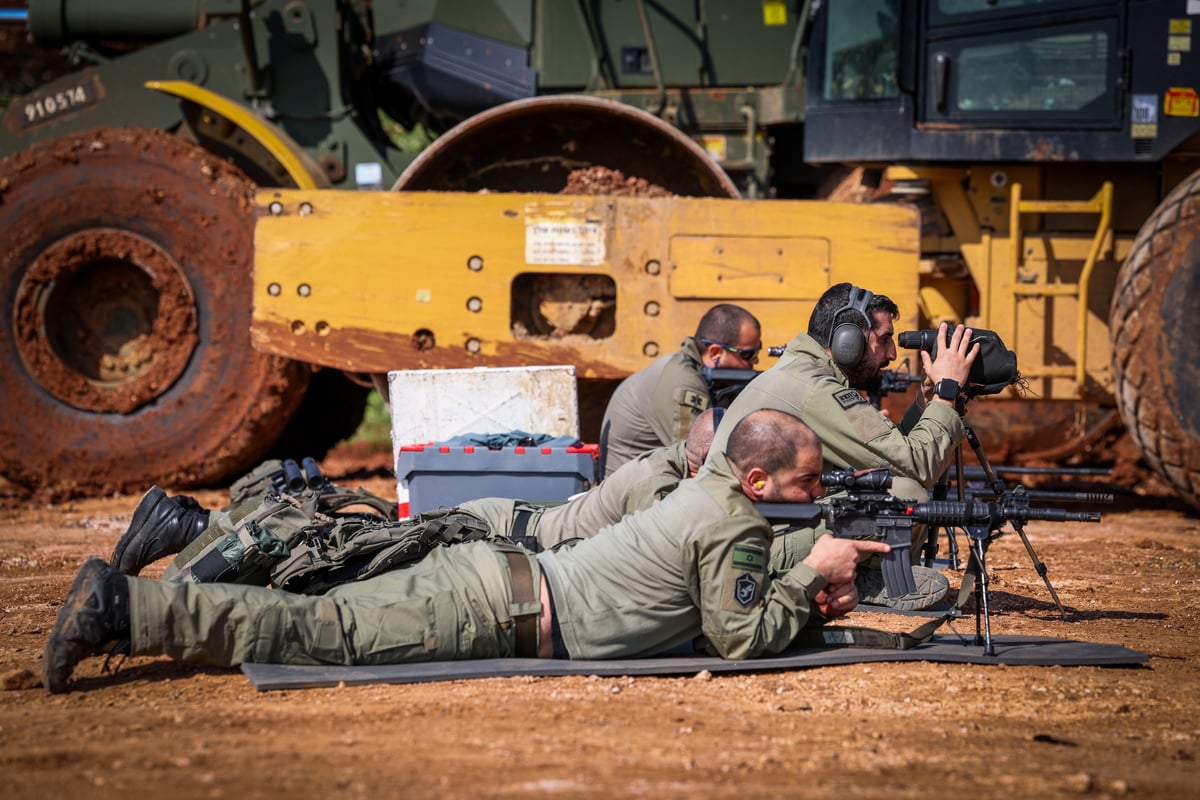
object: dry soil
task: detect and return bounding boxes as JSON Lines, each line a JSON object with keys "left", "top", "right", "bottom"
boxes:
{"left": 2, "top": 443, "right": 1198, "bottom": 799}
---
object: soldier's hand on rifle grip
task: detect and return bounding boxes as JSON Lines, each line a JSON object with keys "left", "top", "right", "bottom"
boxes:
{"left": 815, "top": 580, "right": 858, "bottom": 618}
{"left": 802, "top": 534, "right": 891, "bottom": 587}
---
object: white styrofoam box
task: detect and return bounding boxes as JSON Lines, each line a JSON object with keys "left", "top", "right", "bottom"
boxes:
{"left": 387, "top": 365, "right": 579, "bottom": 443}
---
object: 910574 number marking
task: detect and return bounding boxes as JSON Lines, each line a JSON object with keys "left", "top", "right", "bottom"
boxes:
{"left": 9, "top": 75, "right": 103, "bottom": 131}
{"left": 24, "top": 85, "right": 90, "bottom": 123}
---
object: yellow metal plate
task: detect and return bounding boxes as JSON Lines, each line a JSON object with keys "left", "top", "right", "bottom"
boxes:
{"left": 669, "top": 235, "right": 830, "bottom": 300}
{"left": 252, "top": 191, "right": 920, "bottom": 378}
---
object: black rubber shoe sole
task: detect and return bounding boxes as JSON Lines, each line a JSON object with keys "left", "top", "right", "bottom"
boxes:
{"left": 43, "top": 557, "right": 119, "bottom": 693}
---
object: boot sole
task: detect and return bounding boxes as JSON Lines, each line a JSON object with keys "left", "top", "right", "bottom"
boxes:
{"left": 859, "top": 566, "right": 950, "bottom": 611}
{"left": 43, "top": 557, "right": 109, "bottom": 693}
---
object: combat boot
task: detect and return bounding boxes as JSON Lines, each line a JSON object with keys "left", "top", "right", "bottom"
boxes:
{"left": 856, "top": 565, "right": 950, "bottom": 612}
{"left": 109, "top": 486, "right": 211, "bottom": 576}
{"left": 43, "top": 557, "right": 131, "bottom": 694}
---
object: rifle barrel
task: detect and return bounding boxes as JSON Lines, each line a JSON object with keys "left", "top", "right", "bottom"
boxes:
{"left": 960, "top": 465, "right": 1112, "bottom": 478}
{"left": 1020, "top": 507, "right": 1102, "bottom": 523}
{"left": 915, "top": 500, "right": 1102, "bottom": 526}
{"left": 971, "top": 489, "right": 1114, "bottom": 504}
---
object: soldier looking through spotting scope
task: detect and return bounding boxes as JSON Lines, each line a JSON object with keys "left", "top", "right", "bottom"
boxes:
{"left": 710, "top": 282, "right": 979, "bottom": 498}
{"left": 707, "top": 283, "right": 980, "bottom": 611}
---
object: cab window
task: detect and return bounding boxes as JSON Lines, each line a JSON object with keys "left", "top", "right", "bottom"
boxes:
{"left": 927, "top": 18, "right": 1118, "bottom": 125}
{"left": 821, "top": 0, "right": 900, "bottom": 101}
{"left": 931, "top": 0, "right": 1113, "bottom": 26}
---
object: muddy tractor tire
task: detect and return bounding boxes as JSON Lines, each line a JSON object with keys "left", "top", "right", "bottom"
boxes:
{"left": 1110, "top": 168, "right": 1200, "bottom": 511}
{"left": 0, "top": 128, "right": 310, "bottom": 495}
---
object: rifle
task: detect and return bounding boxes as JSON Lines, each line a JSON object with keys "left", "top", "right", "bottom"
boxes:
{"left": 756, "top": 468, "right": 1103, "bottom": 654}
{"left": 701, "top": 346, "right": 786, "bottom": 407}
{"left": 702, "top": 366, "right": 761, "bottom": 407}
{"left": 870, "top": 359, "right": 924, "bottom": 410}
{"left": 703, "top": 350, "right": 922, "bottom": 411}
{"left": 755, "top": 469, "right": 920, "bottom": 597}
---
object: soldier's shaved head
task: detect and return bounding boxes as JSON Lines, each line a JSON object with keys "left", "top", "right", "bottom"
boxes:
{"left": 685, "top": 408, "right": 721, "bottom": 476}
{"left": 695, "top": 303, "right": 760, "bottom": 343}
{"left": 725, "top": 409, "right": 819, "bottom": 479}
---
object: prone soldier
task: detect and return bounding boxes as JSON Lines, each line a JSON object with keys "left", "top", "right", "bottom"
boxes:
{"left": 44, "top": 410, "right": 889, "bottom": 693}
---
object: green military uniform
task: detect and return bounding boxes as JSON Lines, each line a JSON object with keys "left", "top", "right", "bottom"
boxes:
{"left": 710, "top": 332, "right": 964, "bottom": 496}
{"left": 459, "top": 441, "right": 689, "bottom": 551}
{"left": 538, "top": 452, "right": 826, "bottom": 660}
{"left": 600, "top": 337, "right": 711, "bottom": 478}
{"left": 125, "top": 452, "right": 828, "bottom": 666}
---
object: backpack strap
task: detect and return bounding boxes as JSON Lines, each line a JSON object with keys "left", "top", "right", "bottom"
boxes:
{"left": 270, "top": 508, "right": 494, "bottom": 594}
{"left": 508, "top": 504, "right": 542, "bottom": 553}
{"left": 313, "top": 487, "right": 399, "bottom": 520}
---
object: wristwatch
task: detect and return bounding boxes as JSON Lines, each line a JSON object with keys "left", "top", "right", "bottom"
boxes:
{"left": 934, "top": 379, "right": 961, "bottom": 402}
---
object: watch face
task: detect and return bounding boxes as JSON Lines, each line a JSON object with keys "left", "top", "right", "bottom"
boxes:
{"left": 936, "top": 380, "right": 959, "bottom": 400}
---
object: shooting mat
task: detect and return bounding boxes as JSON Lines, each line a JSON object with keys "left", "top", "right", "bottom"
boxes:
{"left": 241, "top": 634, "right": 1147, "bottom": 691}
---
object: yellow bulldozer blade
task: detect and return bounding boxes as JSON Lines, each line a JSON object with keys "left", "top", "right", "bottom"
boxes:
{"left": 252, "top": 190, "right": 920, "bottom": 378}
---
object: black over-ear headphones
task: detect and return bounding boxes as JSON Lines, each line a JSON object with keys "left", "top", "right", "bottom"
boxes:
{"left": 828, "top": 286, "right": 875, "bottom": 367}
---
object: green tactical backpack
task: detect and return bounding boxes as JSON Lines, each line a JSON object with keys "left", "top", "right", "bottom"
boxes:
{"left": 270, "top": 508, "right": 494, "bottom": 594}
{"left": 169, "top": 491, "right": 494, "bottom": 594}
{"left": 165, "top": 457, "right": 400, "bottom": 581}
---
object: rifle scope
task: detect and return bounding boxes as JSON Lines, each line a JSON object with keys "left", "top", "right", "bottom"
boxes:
{"left": 820, "top": 469, "right": 892, "bottom": 491}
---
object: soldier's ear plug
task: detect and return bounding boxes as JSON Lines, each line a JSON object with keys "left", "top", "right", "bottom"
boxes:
{"left": 754, "top": 480, "right": 765, "bottom": 489}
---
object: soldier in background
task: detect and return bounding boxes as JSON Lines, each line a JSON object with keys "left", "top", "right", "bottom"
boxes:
{"left": 710, "top": 283, "right": 977, "bottom": 497}
{"left": 599, "top": 304, "right": 761, "bottom": 478}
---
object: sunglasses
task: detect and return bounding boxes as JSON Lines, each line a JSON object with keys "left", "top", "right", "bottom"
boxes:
{"left": 700, "top": 339, "right": 762, "bottom": 361}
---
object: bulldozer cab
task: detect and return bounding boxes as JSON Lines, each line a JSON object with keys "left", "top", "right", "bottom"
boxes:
{"left": 799, "top": 0, "right": 1200, "bottom": 509}
{"left": 805, "top": 0, "right": 1200, "bottom": 165}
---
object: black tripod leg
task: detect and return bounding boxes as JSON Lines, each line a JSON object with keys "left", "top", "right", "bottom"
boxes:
{"left": 970, "top": 536, "right": 995, "bottom": 656}
{"left": 1012, "top": 520, "right": 1068, "bottom": 620}
{"left": 962, "top": 424, "right": 1066, "bottom": 620}
{"left": 921, "top": 524, "right": 939, "bottom": 568}
{"left": 945, "top": 526, "right": 961, "bottom": 571}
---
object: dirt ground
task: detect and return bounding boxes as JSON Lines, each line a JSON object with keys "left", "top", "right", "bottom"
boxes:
{"left": 2, "top": 441, "right": 1199, "bottom": 799}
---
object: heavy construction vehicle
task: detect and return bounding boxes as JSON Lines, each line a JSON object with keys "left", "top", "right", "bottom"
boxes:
{"left": 1, "top": 0, "right": 1198, "bottom": 510}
